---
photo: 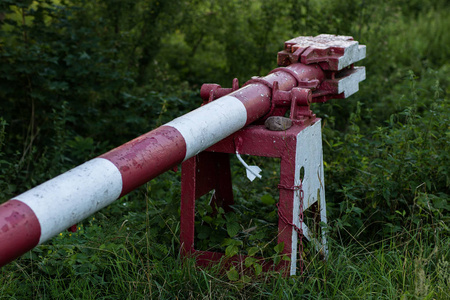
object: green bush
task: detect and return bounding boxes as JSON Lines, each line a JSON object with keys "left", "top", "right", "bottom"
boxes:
{"left": 0, "top": 0, "right": 449, "bottom": 298}
{"left": 323, "top": 69, "right": 449, "bottom": 239}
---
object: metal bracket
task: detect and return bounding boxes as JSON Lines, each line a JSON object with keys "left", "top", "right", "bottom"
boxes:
{"left": 200, "top": 78, "right": 240, "bottom": 104}
{"left": 269, "top": 82, "right": 315, "bottom": 124}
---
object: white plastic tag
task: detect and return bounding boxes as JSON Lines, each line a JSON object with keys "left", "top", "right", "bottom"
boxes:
{"left": 236, "top": 152, "right": 262, "bottom": 182}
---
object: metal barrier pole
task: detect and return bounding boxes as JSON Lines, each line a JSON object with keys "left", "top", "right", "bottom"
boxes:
{"left": 0, "top": 34, "right": 365, "bottom": 268}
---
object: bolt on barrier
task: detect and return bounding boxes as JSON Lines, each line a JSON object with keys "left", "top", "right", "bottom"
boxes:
{"left": 0, "top": 34, "right": 365, "bottom": 273}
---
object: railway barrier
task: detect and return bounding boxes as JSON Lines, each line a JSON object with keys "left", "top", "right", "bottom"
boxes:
{"left": 0, "top": 34, "right": 365, "bottom": 275}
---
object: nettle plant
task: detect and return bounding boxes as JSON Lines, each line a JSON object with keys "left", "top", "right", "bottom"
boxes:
{"left": 322, "top": 70, "right": 449, "bottom": 239}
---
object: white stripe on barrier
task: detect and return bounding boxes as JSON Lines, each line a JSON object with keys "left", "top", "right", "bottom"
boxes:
{"left": 15, "top": 158, "right": 123, "bottom": 244}
{"left": 166, "top": 95, "right": 248, "bottom": 160}
{"left": 290, "top": 120, "right": 327, "bottom": 275}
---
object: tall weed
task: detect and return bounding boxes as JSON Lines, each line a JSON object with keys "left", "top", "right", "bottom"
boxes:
{"left": 324, "top": 70, "right": 449, "bottom": 239}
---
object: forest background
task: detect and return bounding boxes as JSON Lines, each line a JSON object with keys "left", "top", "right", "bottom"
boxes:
{"left": 0, "top": 0, "right": 449, "bottom": 298}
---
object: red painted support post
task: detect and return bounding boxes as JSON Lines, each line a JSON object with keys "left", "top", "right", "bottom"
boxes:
{"left": 0, "top": 34, "right": 365, "bottom": 269}
{"left": 180, "top": 121, "right": 327, "bottom": 275}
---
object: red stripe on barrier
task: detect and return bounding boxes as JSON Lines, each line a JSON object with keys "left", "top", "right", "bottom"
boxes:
{"left": 0, "top": 199, "right": 41, "bottom": 266}
{"left": 100, "top": 125, "right": 187, "bottom": 196}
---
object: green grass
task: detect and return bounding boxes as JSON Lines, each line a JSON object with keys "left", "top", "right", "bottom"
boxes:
{"left": 1, "top": 0, "right": 449, "bottom": 298}
{"left": 1, "top": 220, "right": 448, "bottom": 299}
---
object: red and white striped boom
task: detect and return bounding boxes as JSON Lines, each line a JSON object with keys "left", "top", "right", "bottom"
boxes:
{"left": 0, "top": 34, "right": 365, "bottom": 267}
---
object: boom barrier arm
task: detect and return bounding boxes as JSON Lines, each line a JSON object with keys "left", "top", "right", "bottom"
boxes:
{"left": 0, "top": 34, "right": 365, "bottom": 268}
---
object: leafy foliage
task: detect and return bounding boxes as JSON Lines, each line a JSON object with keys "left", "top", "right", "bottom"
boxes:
{"left": 323, "top": 70, "right": 449, "bottom": 239}
{"left": 0, "top": 0, "right": 449, "bottom": 298}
